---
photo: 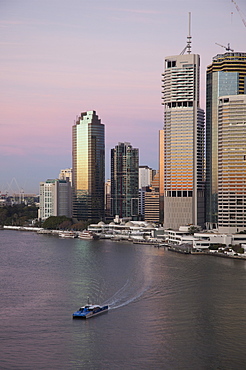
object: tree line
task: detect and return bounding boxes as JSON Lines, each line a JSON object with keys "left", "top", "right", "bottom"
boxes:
{"left": 0, "top": 204, "right": 38, "bottom": 226}
{"left": 0, "top": 204, "right": 94, "bottom": 231}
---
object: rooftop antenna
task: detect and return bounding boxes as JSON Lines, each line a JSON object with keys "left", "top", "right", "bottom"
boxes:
{"left": 187, "top": 12, "right": 192, "bottom": 54}
{"left": 180, "top": 12, "right": 192, "bottom": 55}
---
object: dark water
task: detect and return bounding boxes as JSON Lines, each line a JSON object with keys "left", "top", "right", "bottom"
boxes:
{"left": 1, "top": 231, "right": 246, "bottom": 369}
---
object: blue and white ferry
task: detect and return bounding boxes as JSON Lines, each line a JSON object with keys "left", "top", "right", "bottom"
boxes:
{"left": 73, "top": 299, "right": 108, "bottom": 319}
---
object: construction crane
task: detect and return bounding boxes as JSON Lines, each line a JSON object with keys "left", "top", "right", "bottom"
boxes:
{"left": 231, "top": 0, "right": 246, "bottom": 27}
{"left": 215, "top": 42, "right": 234, "bottom": 52}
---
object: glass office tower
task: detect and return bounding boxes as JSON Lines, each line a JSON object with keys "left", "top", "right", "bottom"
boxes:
{"left": 161, "top": 53, "right": 205, "bottom": 230}
{"left": 111, "top": 142, "right": 139, "bottom": 219}
{"left": 206, "top": 52, "right": 246, "bottom": 228}
{"left": 72, "top": 111, "right": 105, "bottom": 221}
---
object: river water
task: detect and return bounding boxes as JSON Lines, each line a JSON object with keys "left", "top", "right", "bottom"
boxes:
{"left": 1, "top": 230, "right": 246, "bottom": 369}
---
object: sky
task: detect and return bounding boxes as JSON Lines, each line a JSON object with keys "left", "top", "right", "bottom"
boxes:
{"left": 1, "top": 0, "right": 245, "bottom": 194}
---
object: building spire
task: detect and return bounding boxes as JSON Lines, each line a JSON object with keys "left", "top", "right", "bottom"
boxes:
{"left": 187, "top": 12, "right": 192, "bottom": 54}
{"left": 180, "top": 12, "right": 192, "bottom": 55}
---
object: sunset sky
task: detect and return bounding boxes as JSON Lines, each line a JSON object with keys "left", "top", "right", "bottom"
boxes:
{"left": 1, "top": 0, "right": 245, "bottom": 194}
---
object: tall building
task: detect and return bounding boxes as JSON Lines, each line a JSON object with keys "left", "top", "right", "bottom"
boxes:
{"left": 206, "top": 52, "right": 246, "bottom": 227}
{"left": 161, "top": 53, "right": 205, "bottom": 229}
{"left": 139, "top": 165, "right": 154, "bottom": 189}
{"left": 105, "top": 179, "right": 111, "bottom": 217}
{"left": 159, "top": 130, "right": 164, "bottom": 224}
{"left": 138, "top": 166, "right": 156, "bottom": 219}
{"left": 39, "top": 178, "right": 71, "bottom": 220}
{"left": 217, "top": 95, "right": 246, "bottom": 233}
{"left": 111, "top": 142, "right": 139, "bottom": 219}
{"left": 138, "top": 165, "right": 155, "bottom": 219}
{"left": 144, "top": 171, "right": 160, "bottom": 223}
{"left": 72, "top": 111, "right": 105, "bottom": 221}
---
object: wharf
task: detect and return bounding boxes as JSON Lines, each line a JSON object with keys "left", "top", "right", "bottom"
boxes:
{"left": 168, "top": 244, "right": 192, "bottom": 254}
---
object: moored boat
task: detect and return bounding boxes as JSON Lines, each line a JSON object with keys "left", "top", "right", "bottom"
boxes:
{"left": 59, "top": 231, "right": 78, "bottom": 238}
{"left": 78, "top": 230, "right": 99, "bottom": 240}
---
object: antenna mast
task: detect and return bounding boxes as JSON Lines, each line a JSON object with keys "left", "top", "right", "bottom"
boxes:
{"left": 187, "top": 12, "right": 192, "bottom": 54}
{"left": 180, "top": 12, "right": 192, "bottom": 55}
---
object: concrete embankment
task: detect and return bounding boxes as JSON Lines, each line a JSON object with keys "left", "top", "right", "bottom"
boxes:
{"left": 3, "top": 226, "right": 43, "bottom": 232}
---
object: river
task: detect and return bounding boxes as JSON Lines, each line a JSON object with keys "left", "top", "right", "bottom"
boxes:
{"left": 1, "top": 230, "right": 246, "bottom": 369}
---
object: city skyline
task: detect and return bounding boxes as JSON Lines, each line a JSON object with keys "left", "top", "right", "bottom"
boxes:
{"left": 1, "top": 0, "right": 246, "bottom": 193}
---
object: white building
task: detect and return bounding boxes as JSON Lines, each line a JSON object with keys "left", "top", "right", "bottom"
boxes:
{"left": 139, "top": 165, "right": 154, "bottom": 188}
{"left": 39, "top": 179, "right": 72, "bottom": 220}
{"left": 164, "top": 227, "right": 246, "bottom": 249}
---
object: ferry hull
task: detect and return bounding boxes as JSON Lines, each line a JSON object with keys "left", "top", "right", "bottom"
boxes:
{"left": 73, "top": 305, "right": 108, "bottom": 319}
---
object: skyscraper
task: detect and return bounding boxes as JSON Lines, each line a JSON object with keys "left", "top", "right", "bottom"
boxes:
{"left": 111, "top": 142, "right": 139, "bottom": 219}
{"left": 161, "top": 53, "right": 205, "bottom": 230}
{"left": 206, "top": 52, "right": 246, "bottom": 227}
{"left": 217, "top": 95, "right": 246, "bottom": 233}
{"left": 72, "top": 111, "right": 105, "bottom": 221}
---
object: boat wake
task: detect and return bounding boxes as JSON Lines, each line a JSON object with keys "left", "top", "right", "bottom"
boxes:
{"left": 103, "top": 278, "right": 150, "bottom": 310}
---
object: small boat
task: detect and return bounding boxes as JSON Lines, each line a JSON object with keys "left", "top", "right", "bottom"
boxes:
{"left": 78, "top": 230, "right": 99, "bottom": 240}
{"left": 73, "top": 298, "right": 108, "bottom": 319}
{"left": 59, "top": 231, "right": 78, "bottom": 238}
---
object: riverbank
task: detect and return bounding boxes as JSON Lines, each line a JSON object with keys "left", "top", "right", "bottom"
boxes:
{"left": 3, "top": 225, "right": 246, "bottom": 260}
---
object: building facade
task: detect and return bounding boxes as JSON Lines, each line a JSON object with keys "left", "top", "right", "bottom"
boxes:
{"left": 39, "top": 179, "right": 72, "bottom": 220}
{"left": 217, "top": 95, "right": 246, "bottom": 233}
{"left": 72, "top": 111, "right": 105, "bottom": 221}
{"left": 139, "top": 165, "right": 154, "bottom": 189}
{"left": 161, "top": 53, "right": 205, "bottom": 230}
{"left": 111, "top": 142, "right": 139, "bottom": 219}
{"left": 159, "top": 130, "right": 164, "bottom": 224}
{"left": 144, "top": 171, "right": 160, "bottom": 223}
{"left": 206, "top": 52, "right": 246, "bottom": 227}
{"left": 59, "top": 168, "right": 72, "bottom": 185}
{"left": 105, "top": 179, "right": 111, "bottom": 217}
{"left": 138, "top": 165, "right": 155, "bottom": 219}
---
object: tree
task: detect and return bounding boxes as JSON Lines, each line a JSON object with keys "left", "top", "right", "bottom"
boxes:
{"left": 188, "top": 226, "right": 201, "bottom": 235}
{"left": 42, "top": 216, "right": 72, "bottom": 230}
{"left": 72, "top": 220, "right": 90, "bottom": 231}
{"left": 0, "top": 204, "right": 38, "bottom": 226}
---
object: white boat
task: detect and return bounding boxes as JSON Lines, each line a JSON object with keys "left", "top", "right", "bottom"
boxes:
{"left": 59, "top": 231, "right": 78, "bottom": 238}
{"left": 78, "top": 230, "right": 99, "bottom": 240}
